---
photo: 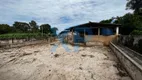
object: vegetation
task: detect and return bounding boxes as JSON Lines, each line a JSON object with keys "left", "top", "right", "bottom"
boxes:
{"left": 100, "top": 13, "right": 142, "bottom": 35}
{"left": 40, "top": 24, "right": 51, "bottom": 34}
{"left": 29, "top": 20, "right": 39, "bottom": 33}
{"left": 126, "top": 0, "right": 142, "bottom": 15}
{"left": 100, "top": 0, "right": 142, "bottom": 53}
{"left": 130, "top": 30, "right": 142, "bottom": 35}
{"left": 138, "top": 39, "right": 142, "bottom": 53}
{"left": 51, "top": 27, "right": 58, "bottom": 36}
{"left": 0, "top": 20, "right": 58, "bottom": 39}
{"left": 0, "top": 24, "right": 12, "bottom": 34}
{"left": 0, "top": 33, "right": 42, "bottom": 40}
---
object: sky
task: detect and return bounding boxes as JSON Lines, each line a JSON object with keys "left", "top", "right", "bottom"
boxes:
{"left": 0, "top": 0, "right": 132, "bottom": 33}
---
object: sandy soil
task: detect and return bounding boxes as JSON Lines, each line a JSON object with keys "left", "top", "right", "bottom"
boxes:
{"left": 0, "top": 41, "right": 131, "bottom": 80}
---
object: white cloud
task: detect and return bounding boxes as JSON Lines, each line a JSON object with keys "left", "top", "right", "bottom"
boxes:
{"left": 0, "top": 0, "right": 132, "bottom": 33}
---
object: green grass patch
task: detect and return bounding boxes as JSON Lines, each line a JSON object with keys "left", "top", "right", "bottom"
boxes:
{"left": 0, "top": 33, "right": 48, "bottom": 40}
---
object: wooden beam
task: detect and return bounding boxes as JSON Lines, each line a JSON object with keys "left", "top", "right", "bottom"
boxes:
{"left": 98, "top": 28, "right": 100, "bottom": 35}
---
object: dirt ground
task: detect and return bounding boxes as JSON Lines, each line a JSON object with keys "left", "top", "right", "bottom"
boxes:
{"left": 0, "top": 41, "right": 131, "bottom": 80}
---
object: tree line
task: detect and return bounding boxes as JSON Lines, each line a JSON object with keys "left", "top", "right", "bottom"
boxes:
{"left": 100, "top": 0, "right": 142, "bottom": 35}
{"left": 0, "top": 20, "right": 58, "bottom": 36}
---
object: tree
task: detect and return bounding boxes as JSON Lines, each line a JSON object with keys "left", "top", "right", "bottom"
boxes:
{"left": 126, "top": 0, "right": 142, "bottom": 15}
{"left": 51, "top": 27, "right": 58, "bottom": 36}
{"left": 40, "top": 24, "right": 51, "bottom": 34}
{"left": 100, "top": 18, "right": 113, "bottom": 23}
{"left": 13, "top": 22, "right": 30, "bottom": 32}
{"left": 29, "top": 20, "right": 39, "bottom": 32}
{"left": 117, "top": 13, "right": 142, "bottom": 35}
{"left": 99, "top": 13, "right": 142, "bottom": 35}
{"left": 0, "top": 24, "right": 11, "bottom": 34}
{"left": 117, "top": 13, "right": 136, "bottom": 35}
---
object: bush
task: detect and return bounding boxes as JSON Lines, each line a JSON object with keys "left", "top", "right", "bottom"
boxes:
{"left": 130, "top": 30, "right": 142, "bottom": 35}
{"left": 138, "top": 39, "right": 142, "bottom": 53}
{"left": 124, "top": 36, "right": 134, "bottom": 47}
{"left": 0, "top": 24, "right": 11, "bottom": 34}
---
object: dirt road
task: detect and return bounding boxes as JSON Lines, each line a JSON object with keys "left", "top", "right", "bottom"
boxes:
{"left": 0, "top": 41, "right": 131, "bottom": 80}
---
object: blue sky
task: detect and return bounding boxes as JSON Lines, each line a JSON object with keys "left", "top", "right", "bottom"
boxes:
{"left": 0, "top": 0, "right": 132, "bottom": 33}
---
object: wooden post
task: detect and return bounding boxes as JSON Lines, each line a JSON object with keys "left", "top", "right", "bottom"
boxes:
{"left": 116, "top": 27, "right": 119, "bottom": 35}
{"left": 98, "top": 28, "right": 100, "bottom": 35}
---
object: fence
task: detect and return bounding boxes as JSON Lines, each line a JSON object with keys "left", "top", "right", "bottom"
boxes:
{"left": 0, "top": 37, "right": 56, "bottom": 48}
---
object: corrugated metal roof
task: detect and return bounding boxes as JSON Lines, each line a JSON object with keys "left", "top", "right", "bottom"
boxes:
{"left": 65, "top": 22, "right": 121, "bottom": 30}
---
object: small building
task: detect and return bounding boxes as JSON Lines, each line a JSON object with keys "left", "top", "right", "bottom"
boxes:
{"left": 62, "top": 22, "right": 121, "bottom": 45}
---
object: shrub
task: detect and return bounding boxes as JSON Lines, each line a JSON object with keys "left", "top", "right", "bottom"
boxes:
{"left": 130, "top": 30, "right": 142, "bottom": 35}
{"left": 138, "top": 39, "right": 142, "bottom": 53}
{"left": 124, "top": 36, "right": 134, "bottom": 47}
{"left": 0, "top": 33, "right": 45, "bottom": 40}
